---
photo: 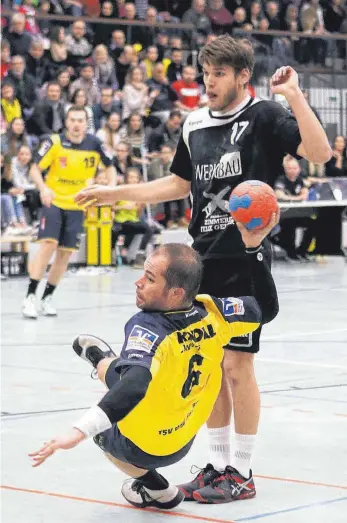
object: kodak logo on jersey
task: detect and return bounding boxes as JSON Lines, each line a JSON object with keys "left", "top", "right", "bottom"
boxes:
{"left": 177, "top": 324, "right": 216, "bottom": 344}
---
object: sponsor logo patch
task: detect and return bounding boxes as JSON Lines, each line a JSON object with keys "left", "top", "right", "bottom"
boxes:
{"left": 59, "top": 156, "right": 67, "bottom": 168}
{"left": 219, "top": 297, "right": 245, "bottom": 317}
{"left": 125, "top": 325, "right": 158, "bottom": 353}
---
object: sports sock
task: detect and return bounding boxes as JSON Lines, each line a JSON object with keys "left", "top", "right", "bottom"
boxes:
{"left": 138, "top": 470, "right": 169, "bottom": 491}
{"left": 230, "top": 433, "right": 256, "bottom": 479}
{"left": 27, "top": 278, "right": 39, "bottom": 297}
{"left": 208, "top": 425, "right": 231, "bottom": 471}
{"left": 42, "top": 282, "right": 56, "bottom": 300}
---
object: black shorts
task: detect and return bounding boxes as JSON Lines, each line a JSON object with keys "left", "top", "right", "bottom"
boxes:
{"left": 37, "top": 205, "right": 84, "bottom": 250}
{"left": 93, "top": 359, "right": 194, "bottom": 470}
{"left": 199, "top": 244, "right": 273, "bottom": 354}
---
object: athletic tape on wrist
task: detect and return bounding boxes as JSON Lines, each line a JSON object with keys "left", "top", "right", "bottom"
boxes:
{"left": 73, "top": 406, "right": 112, "bottom": 438}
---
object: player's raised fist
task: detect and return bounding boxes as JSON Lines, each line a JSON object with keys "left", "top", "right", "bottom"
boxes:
{"left": 270, "top": 66, "right": 299, "bottom": 97}
{"left": 75, "top": 184, "right": 118, "bottom": 207}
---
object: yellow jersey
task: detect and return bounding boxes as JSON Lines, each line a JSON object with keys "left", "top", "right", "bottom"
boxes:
{"left": 34, "top": 133, "right": 113, "bottom": 210}
{"left": 116, "top": 294, "right": 261, "bottom": 456}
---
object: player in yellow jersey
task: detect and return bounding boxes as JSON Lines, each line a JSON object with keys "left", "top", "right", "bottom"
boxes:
{"left": 29, "top": 217, "right": 278, "bottom": 510}
{"left": 22, "top": 106, "right": 116, "bottom": 319}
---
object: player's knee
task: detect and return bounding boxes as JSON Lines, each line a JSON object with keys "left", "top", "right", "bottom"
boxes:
{"left": 223, "top": 352, "right": 255, "bottom": 385}
{"left": 40, "top": 241, "right": 58, "bottom": 255}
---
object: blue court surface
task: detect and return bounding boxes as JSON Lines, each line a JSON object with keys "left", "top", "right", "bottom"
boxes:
{"left": 1, "top": 257, "right": 347, "bottom": 523}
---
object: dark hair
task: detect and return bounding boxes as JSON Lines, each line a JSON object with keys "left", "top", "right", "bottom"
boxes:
{"left": 50, "top": 26, "right": 65, "bottom": 43}
{"left": 199, "top": 34, "right": 254, "bottom": 76}
{"left": 66, "top": 105, "right": 88, "bottom": 119}
{"left": 47, "top": 81, "right": 61, "bottom": 90}
{"left": 71, "top": 88, "right": 87, "bottom": 105}
{"left": 169, "top": 109, "right": 182, "bottom": 120}
{"left": 156, "top": 243, "right": 203, "bottom": 304}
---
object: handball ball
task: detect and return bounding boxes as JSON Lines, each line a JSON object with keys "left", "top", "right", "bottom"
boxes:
{"left": 229, "top": 180, "right": 278, "bottom": 230}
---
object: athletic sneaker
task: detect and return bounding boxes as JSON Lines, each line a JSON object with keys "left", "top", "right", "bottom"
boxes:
{"left": 177, "top": 463, "right": 220, "bottom": 500}
{"left": 72, "top": 334, "right": 117, "bottom": 369}
{"left": 41, "top": 296, "right": 57, "bottom": 316}
{"left": 192, "top": 466, "right": 256, "bottom": 504}
{"left": 122, "top": 479, "right": 184, "bottom": 510}
{"left": 22, "top": 294, "right": 38, "bottom": 319}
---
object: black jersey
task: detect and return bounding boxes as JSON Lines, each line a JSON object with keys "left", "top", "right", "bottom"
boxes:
{"left": 170, "top": 97, "right": 302, "bottom": 259}
{"left": 274, "top": 174, "right": 306, "bottom": 197}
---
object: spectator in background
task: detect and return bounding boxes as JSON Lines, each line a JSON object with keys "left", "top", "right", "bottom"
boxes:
{"left": 274, "top": 155, "right": 314, "bottom": 261}
{"left": 18, "top": 0, "right": 41, "bottom": 35}
{"left": 248, "top": 1, "right": 263, "bottom": 29}
{"left": 115, "top": 0, "right": 126, "bottom": 17}
{"left": 325, "top": 0, "right": 347, "bottom": 33}
{"left": 25, "top": 39, "right": 50, "bottom": 88}
{"left": 166, "top": 48, "right": 184, "bottom": 83}
{"left": 113, "top": 141, "right": 133, "bottom": 181}
{"left": 116, "top": 45, "right": 136, "bottom": 88}
{"left": 148, "top": 142, "right": 174, "bottom": 180}
{"left": 96, "top": 112, "right": 122, "bottom": 153}
{"left": 122, "top": 2, "right": 143, "bottom": 45}
{"left": 172, "top": 65, "right": 203, "bottom": 117}
{"left": 70, "top": 64, "right": 100, "bottom": 106}
{"left": 10, "top": 144, "right": 41, "bottom": 223}
{"left": 122, "top": 66, "right": 149, "bottom": 120}
{"left": 156, "top": 32, "right": 170, "bottom": 61}
{"left": 47, "top": 27, "right": 68, "bottom": 77}
{"left": 109, "top": 30, "right": 126, "bottom": 61}
{"left": 66, "top": 89, "right": 95, "bottom": 133}
{"left": 6, "top": 55, "right": 37, "bottom": 117}
{"left": 93, "top": 87, "right": 121, "bottom": 131}
{"left": 140, "top": 46, "right": 159, "bottom": 80}
{"left": 134, "top": 0, "right": 149, "bottom": 20}
{"left": 325, "top": 135, "right": 347, "bottom": 177}
{"left": 112, "top": 167, "right": 156, "bottom": 268}
{"left": 5, "top": 13, "right": 32, "bottom": 57}
{"left": 119, "top": 112, "right": 146, "bottom": 164}
{"left": 139, "top": 6, "right": 159, "bottom": 48}
{"left": 28, "top": 81, "right": 65, "bottom": 137}
{"left": 265, "top": 1, "right": 281, "bottom": 29}
{"left": 147, "top": 63, "right": 179, "bottom": 123}
{"left": 1, "top": 153, "right": 31, "bottom": 235}
{"left": 93, "top": 1, "right": 115, "bottom": 46}
{"left": 147, "top": 109, "right": 182, "bottom": 152}
{"left": 206, "top": 0, "right": 233, "bottom": 34}
{"left": 182, "top": 0, "right": 212, "bottom": 46}
{"left": 169, "top": 36, "right": 183, "bottom": 50}
{"left": 1, "top": 118, "right": 31, "bottom": 158}
{"left": 1, "top": 83, "right": 22, "bottom": 125}
{"left": 40, "top": 67, "right": 71, "bottom": 103}
{"left": 65, "top": 20, "right": 93, "bottom": 70}
{"left": 1, "top": 40, "right": 11, "bottom": 80}
{"left": 37, "top": 0, "right": 53, "bottom": 38}
{"left": 92, "top": 45, "right": 118, "bottom": 90}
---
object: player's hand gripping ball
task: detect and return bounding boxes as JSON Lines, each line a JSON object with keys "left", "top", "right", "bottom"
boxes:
{"left": 229, "top": 180, "right": 279, "bottom": 230}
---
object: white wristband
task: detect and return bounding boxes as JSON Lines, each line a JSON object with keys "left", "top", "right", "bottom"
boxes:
{"left": 73, "top": 406, "right": 112, "bottom": 438}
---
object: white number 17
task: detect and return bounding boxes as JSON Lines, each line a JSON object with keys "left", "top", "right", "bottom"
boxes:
{"left": 230, "top": 121, "right": 249, "bottom": 145}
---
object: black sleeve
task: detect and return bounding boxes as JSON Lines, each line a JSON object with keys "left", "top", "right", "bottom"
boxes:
{"left": 96, "top": 138, "right": 114, "bottom": 166}
{"left": 266, "top": 101, "right": 302, "bottom": 160}
{"left": 247, "top": 247, "right": 279, "bottom": 324}
{"left": 325, "top": 157, "right": 341, "bottom": 178}
{"left": 98, "top": 365, "right": 151, "bottom": 424}
{"left": 170, "top": 134, "right": 193, "bottom": 181}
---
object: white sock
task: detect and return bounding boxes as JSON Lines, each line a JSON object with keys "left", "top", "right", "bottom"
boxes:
{"left": 208, "top": 426, "right": 231, "bottom": 471}
{"left": 230, "top": 433, "right": 256, "bottom": 479}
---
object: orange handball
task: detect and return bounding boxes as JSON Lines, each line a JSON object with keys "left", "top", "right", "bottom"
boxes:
{"left": 229, "top": 180, "right": 278, "bottom": 230}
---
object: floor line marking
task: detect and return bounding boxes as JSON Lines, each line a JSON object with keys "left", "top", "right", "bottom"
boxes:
{"left": 235, "top": 495, "right": 347, "bottom": 521}
{"left": 257, "top": 358, "right": 347, "bottom": 370}
{"left": 253, "top": 474, "right": 347, "bottom": 490}
{"left": 0, "top": 485, "right": 236, "bottom": 523}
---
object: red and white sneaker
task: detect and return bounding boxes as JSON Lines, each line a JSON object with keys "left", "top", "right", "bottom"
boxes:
{"left": 177, "top": 463, "right": 221, "bottom": 501}
{"left": 192, "top": 466, "right": 256, "bottom": 504}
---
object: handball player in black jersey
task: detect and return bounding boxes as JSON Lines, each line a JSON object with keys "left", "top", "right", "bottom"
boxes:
{"left": 75, "top": 35, "right": 331, "bottom": 503}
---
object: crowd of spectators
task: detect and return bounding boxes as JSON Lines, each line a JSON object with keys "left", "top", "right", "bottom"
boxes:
{"left": 1, "top": 1, "right": 347, "bottom": 263}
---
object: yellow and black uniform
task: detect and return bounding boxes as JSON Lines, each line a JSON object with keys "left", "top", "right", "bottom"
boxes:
{"left": 93, "top": 249, "right": 278, "bottom": 469}
{"left": 35, "top": 133, "right": 113, "bottom": 250}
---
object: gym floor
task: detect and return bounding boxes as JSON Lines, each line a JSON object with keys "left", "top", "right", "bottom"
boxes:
{"left": 1, "top": 257, "right": 347, "bottom": 523}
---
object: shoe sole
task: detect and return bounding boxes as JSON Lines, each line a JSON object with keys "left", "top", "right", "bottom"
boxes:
{"left": 123, "top": 489, "right": 184, "bottom": 510}
{"left": 72, "top": 334, "right": 116, "bottom": 359}
{"left": 22, "top": 314, "right": 38, "bottom": 320}
{"left": 193, "top": 490, "right": 256, "bottom": 504}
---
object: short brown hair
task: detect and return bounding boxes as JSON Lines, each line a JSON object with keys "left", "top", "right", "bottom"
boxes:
{"left": 199, "top": 34, "right": 254, "bottom": 76}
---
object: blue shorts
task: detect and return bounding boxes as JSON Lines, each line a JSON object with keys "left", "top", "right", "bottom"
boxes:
{"left": 37, "top": 205, "right": 84, "bottom": 250}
